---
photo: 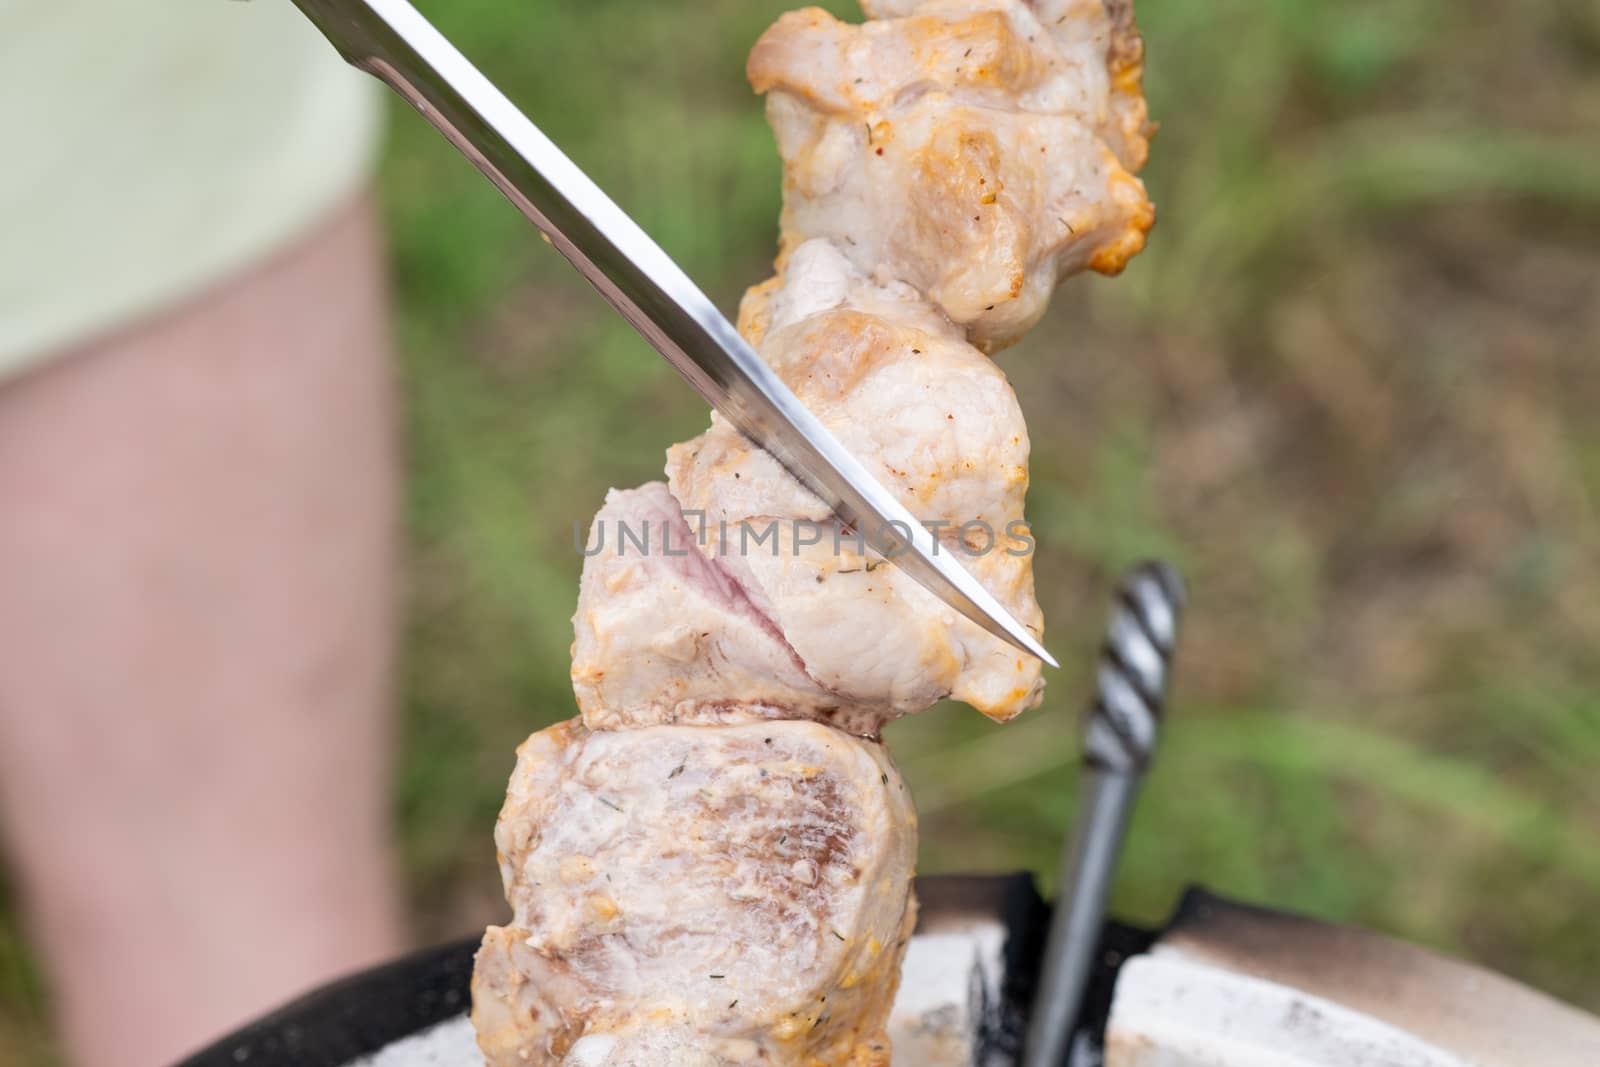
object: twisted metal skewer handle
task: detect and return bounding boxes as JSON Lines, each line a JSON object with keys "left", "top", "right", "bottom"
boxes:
{"left": 1024, "top": 561, "right": 1185, "bottom": 1067}
{"left": 1084, "top": 561, "right": 1184, "bottom": 773}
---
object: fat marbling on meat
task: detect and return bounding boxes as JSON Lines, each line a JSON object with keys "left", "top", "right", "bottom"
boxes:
{"left": 471, "top": 719, "right": 918, "bottom": 1066}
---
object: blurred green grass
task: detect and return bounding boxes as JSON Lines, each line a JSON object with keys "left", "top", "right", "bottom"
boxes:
{"left": 387, "top": 0, "right": 1600, "bottom": 1007}
{"left": 4, "top": 0, "right": 1600, "bottom": 1058}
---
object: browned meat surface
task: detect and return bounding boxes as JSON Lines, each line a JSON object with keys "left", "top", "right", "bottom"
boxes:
{"left": 751, "top": 0, "right": 1153, "bottom": 351}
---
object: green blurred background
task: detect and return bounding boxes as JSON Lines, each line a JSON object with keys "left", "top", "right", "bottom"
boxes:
{"left": 5, "top": 0, "right": 1599, "bottom": 1059}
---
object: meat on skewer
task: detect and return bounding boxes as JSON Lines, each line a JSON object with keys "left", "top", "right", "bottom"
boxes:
{"left": 752, "top": 0, "right": 1153, "bottom": 351}
{"left": 472, "top": 720, "right": 918, "bottom": 1065}
{"left": 576, "top": 240, "right": 1043, "bottom": 733}
{"left": 474, "top": 1, "right": 1152, "bottom": 1062}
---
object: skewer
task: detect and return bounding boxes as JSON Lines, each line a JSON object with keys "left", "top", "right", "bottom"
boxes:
{"left": 1022, "top": 561, "right": 1185, "bottom": 1067}
{"left": 290, "top": 0, "right": 1057, "bottom": 668}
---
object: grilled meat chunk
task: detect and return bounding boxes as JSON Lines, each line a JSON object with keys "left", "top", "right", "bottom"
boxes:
{"left": 472, "top": 718, "right": 918, "bottom": 1066}
{"left": 751, "top": 0, "right": 1153, "bottom": 350}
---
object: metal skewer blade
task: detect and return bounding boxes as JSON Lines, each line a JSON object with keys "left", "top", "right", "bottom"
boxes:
{"left": 1023, "top": 561, "right": 1185, "bottom": 1067}
{"left": 287, "top": 0, "right": 1054, "bottom": 668}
